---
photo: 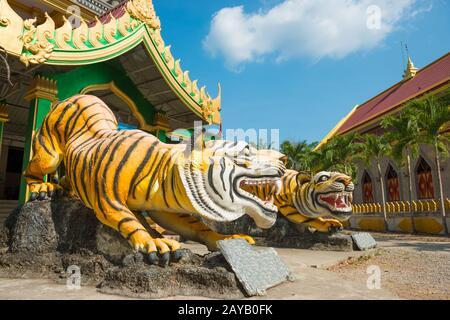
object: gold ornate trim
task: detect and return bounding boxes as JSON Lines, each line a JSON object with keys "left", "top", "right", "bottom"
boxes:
{"left": 0, "top": 0, "right": 222, "bottom": 125}
{"left": 80, "top": 81, "right": 155, "bottom": 132}
{"left": 126, "top": 0, "right": 160, "bottom": 30}
{"left": 153, "top": 112, "right": 170, "bottom": 131}
{"left": 20, "top": 14, "right": 55, "bottom": 67}
{"left": 24, "top": 75, "right": 58, "bottom": 102}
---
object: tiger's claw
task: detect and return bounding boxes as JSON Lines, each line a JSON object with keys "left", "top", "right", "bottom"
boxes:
{"left": 138, "top": 237, "right": 182, "bottom": 267}
{"left": 27, "top": 182, "right": 63, "bottom": 202}
{"left": 29, "top": 192, "right": 38, "bottom": 202}
{"left": 147, "top": 252, "right": 159, "bottom": 265}
{"left": 159, "top": 252, "right": 170, "bottom": 267}
{"left": 171, "top": 250, "right": 183, "bottom": 262}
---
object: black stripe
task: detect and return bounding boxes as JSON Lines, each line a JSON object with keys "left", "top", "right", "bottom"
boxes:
{"left": 54, "top": 102, "right": 75, "bottom": 143}
{"left": 128, "top": 141, "right": 158, "bottom": 198}
{"left": 54, "top": 96, "right": 85, "bottom": 142}
{"left": 208, "top": 158, "right": 223, "bottom": 200}
{"left": 99, "top": 134, "right": 139, "bottom": 212}
{"left": 229, "top": 166, "right": 235, "bottom": 202}
{"left": 113, "top": 136, "right": 146, "bottom": 202}
{"left": 63, "top": 108, "right": 79, "bottom": 141}
{"left": 118, "top": 217, "right": 137, "bottom": 232}
{"left": 77, "top": 138, "right": 110, "bottom": 207}
{"left": 66, "top": 102, "right": 102, "bottom": 140}
{"left": 170, "top": 159, "right": 183, "bottom": 209}
{"left": 145, "top": 150, "right": 171, "bottom": 201}
{"left": 126, "top": 228, "right": 146, "bottom": 240}
{"left": 160, "top": 154, "right": 172, "bottom": 208}
{"left": 94, "top": 135, "right": 125, "bottom": 217}
{"left": 132, "top": 151, "right": 163, "bottom": 199}
{"left": 219, "top": 157, "right": 226, "bottom": 191}
{"left": 36, "top": 128, "right": 54, "bottom": 157}
{"left": 213, "top": 140, "right": 228, "bottom": 155}
{"left": 67, "top": 113, "right": 108, "bottom": 144}
{"left": 43, "top": 114, "right": 56, "bottom": 151}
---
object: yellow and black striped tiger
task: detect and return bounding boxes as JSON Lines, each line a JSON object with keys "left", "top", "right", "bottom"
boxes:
{"left": 24, "top": 95, "right": 286, "bottom": 266}
{"left": 242, "top": 169, "right": 354, "bottom": 233}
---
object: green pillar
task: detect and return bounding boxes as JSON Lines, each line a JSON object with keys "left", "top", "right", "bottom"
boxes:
{"left": 18, "top": 76, "right": 58, "bottom": 205}
{"left": 157, "top": 130, "right": 167, "bottom": 143}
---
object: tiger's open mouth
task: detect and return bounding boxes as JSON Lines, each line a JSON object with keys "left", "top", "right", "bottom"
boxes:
{"left": 318, "top": 192, "right": 353, "bottom": 213}
{"left": 237, "top": 176, "right": 282, "bottom": 213}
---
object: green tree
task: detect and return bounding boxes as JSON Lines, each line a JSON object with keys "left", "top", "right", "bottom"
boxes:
{"left": 411, "top": 95, "right": 450, "bottom": 235}
{"left": 358, "top": 134, "right": 391, "bottom": 231}
{"left": 280, "top": 140, "right": 317, "bottom": 173}
{"left": 322, "top": 133, "right": 361, "bottom": 178}
{"left": 381, "top": 107, "right": 420, "bottom": 233}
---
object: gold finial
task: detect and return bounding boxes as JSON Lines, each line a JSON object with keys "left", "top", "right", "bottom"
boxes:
{"left": 403, "top": 56, "right": 419, "bottom": 80}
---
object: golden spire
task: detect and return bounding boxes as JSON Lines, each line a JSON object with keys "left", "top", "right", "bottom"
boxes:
{"left": 403, "top": 56, "right": 419, "bottom": 80}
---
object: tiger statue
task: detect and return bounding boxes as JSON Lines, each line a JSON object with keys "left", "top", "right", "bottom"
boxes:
{"left": 239, "top": 168, "right": 354, "bottom": 233}
{"left": 23, "top": 95, "right": 286, "bottom": 266}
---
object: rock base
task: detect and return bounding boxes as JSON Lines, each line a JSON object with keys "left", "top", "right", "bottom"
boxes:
{"left": 0, "top": 197, "right": 242, "bottom": 299}
{"left": 214, "top": 215, "right": 354, "bottom": 252}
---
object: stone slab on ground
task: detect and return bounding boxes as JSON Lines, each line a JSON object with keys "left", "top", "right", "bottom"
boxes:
{"left": 351, "top": 232, "right": 377, "bottom": 251}
{"left": 217, "top": 239, "right": 292, "bottom": 296}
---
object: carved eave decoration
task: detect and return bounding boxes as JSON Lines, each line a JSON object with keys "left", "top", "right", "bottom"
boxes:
{"left": 0, "top": 0, "right": 221, "bottom": 125}
{"left": 153, "top": 112, "right": 171, "bottom": 131}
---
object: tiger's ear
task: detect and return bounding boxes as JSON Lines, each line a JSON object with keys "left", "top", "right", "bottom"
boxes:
{"left": 257, "top": 149, "right": 287, "bottom": 164}
{"left": 296, "top": 172, "right": 311, "bottom": 185}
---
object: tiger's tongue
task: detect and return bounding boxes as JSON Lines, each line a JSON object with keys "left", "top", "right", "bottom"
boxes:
{"left": 336, "top": 196, "right": 347, "bottom": 208}
{"left": 322, "top": 195, "right": 347, "bottom": 208}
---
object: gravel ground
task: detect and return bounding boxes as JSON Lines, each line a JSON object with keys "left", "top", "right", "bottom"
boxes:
{"left": 328, "top": 245, "right": 450, "bottom": 300}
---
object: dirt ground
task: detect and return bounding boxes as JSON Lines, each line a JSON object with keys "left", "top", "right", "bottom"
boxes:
{"left": 1, "top": 233, "right": 449, "bottom": 300}
{"left": 328, "top": 233, "right": 450, "bottom": 300}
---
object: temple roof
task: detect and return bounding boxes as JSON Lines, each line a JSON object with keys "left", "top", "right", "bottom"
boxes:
{"left": 318, "top": 52, "right": 450, "bottom": 146}
{"left": 0, "top": 0, "right": 221, "bottom": 126}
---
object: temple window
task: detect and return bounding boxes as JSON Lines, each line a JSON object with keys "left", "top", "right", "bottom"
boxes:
{"left": 362, "top": 171, "right": 374, "bottom": 203}
{"left": 386, "top": 164, "right": 400, "bottom": 201}
{"left": 416, "top": 157, "right": 434, "bottom": 199}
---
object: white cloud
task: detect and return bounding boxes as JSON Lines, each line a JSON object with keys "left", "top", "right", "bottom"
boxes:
{"left": 203, "top": 0, "right": 428, "bottom": 69}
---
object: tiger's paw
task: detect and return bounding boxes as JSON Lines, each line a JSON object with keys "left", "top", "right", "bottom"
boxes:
{"left": 318, "top": 218, "right": 344, "bottom": 234}
{"left": 223, "top": 234, "right": 255, "bottom": 245}
{"left": 131, "top": 235, "right": 182, "bottom": 267}
{"left": 28, "top": 182, "right": 63, "bottom": 201}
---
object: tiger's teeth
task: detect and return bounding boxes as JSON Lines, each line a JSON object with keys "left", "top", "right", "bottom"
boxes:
{"left": 275, "top": 179, "right": 282, "bottom": 194}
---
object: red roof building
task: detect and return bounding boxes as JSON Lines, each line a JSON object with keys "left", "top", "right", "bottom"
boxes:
{"left": 319, "top": 52, "right": 450, "bottom": 145}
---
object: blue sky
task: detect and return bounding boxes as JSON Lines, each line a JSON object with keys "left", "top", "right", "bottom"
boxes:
{"left": 153, "top": 0, "right": 450, "bottom": 144}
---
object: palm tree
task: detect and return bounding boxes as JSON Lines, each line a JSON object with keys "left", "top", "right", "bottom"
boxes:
{"left": 323, "top": 133, "right": 361, "bottom": 178}
{"left": 358, "top": 134, "right": 391, "bottom": 231}
{"left": 281, "top": 140, "right": 317, "bottom": 173}
{"left": 410, "top": 95, "right": 450, "bottom": 235}
{"left": 381, "top": 107, "right": 420, "bottom": 233}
